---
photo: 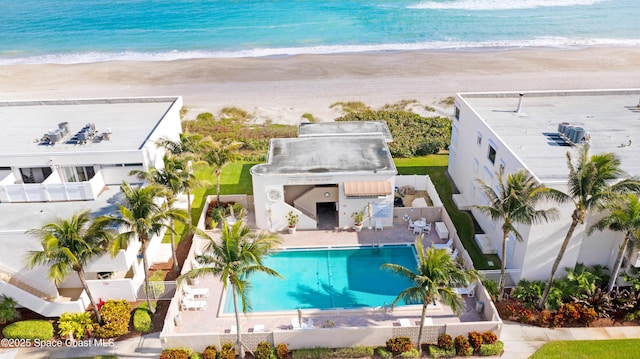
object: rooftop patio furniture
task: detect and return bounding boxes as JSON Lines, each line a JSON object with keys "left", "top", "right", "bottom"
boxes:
{"left": 181, "top": 297, "right": 206, "bottom": 311}
{"left": 183, "top": 284, "right": 209, "bottom": 298}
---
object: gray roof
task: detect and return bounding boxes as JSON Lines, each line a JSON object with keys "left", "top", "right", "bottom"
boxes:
{"left": 298, "top": 121, "right": 393, "bottom": 142}
{"left": 251, "top": 136, "right": 396, "bottom": 176}
{"left": 0, "top": 97, "right": 179, "bottom": 156}
{"left": 459, "top": 89, "right": 640, "bottom": 183}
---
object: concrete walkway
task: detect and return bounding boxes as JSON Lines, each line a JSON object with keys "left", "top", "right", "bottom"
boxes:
{"left": 3, "top": 322, "right": 640, "bottom": 358}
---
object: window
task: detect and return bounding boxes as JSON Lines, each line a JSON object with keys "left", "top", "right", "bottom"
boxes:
{"left": 488, "top": 145, "right": 496, "bottom": 164}
{"left": 454, "top": 106, "right": 460, "bottom": 120}
{"left": 63, "top": 166, "right": 96, "bottom": 182}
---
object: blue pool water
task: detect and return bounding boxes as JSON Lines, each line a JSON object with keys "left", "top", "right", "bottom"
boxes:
{"left": 223, "top": 245, "right": 418, "bottom": 313}
{"left": 0, "top": 0, "right": 639, "bottom": 64}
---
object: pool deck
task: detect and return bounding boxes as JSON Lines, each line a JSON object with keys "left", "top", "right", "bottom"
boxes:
{"left": 174, "top": 220, "right": 485, "bottom": 335}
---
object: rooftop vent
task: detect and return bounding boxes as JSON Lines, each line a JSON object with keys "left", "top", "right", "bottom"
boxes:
{"left": 515, "top": 93, "right": 524, "bottom": 113}
{"left": 557, "top": 122, "right": 587, "bottom": 146}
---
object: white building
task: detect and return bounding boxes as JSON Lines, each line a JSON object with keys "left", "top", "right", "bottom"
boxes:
{"left": 448, "top": 89, "right": 640, "bottom": 284}
{"left": 0, "top": 97, "right": 183, "bottom": 316}
{"left": 251, "top": 121, "right": 397, "bottom": 231}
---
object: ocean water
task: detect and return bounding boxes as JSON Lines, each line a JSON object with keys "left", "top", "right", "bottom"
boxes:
{"left": 0, "top": 0, "right": 638, "bottom": 64}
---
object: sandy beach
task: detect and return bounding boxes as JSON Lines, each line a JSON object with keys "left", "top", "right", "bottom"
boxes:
{"left": 1, "top": 47, "right": 640, "bottom": 123}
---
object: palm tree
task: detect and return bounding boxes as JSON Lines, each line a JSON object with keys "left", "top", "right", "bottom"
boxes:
{"left": 26, "top": 211, "right": 113, "bottom": 323}
{"left": 157, "top": 133, "right": 207, "bottom": 235}
{"left": 202, "top": 139, "right": 243, "bottom": 206}
{"left": 102, "top": 182, "right": 187, "bottom": 313}
{"left": 588, "top": 193, "right": 640, "bottom": 292}
{"left": 179, "top": 221, "right": 281, "bottom": 359}
{"left": 381, "top": 239, "right": 479, "bottom": 355}
{"left": 475, "top": 168, "right": 564, "bottom": 300}
{"left": 538, "top": 146, "right": 640, "bottom": 308}
{"left": 131, "top": 155, "right": 190, "bottom": 272}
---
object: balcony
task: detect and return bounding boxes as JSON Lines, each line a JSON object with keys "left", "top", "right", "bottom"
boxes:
{"left": 0, "top": 169, "right": 105, "bottom": 203}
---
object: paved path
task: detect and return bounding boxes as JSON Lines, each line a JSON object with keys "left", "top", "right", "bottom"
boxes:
{"left": 3, "top": 322, "right": 640, "bottom": 358}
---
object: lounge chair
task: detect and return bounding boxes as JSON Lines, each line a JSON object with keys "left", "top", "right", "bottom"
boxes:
{"left": 454, "top": 283, "right": 477, "bottom": 297}
{"left": 181, "top": 297, "right": 206, "bottom": 311}
{"left": 399, "top": 318, "right": 411, "bottom": 327}
{"left": 450, "top": 248, "right": 459, "bottom": 260}
{"left": 230, "top": 325, "right": 237, "bottom": 334}
{"left": 375, "top": 221, "right": 383, "bottom": 231}
{"left": 183, "top": 284, "right": 209, "bottom": 298}
{"left": 301, "top": 319, "right": 314, "bottom": 329}
{"left": 253, "top": 324, "right": 265, "bottom": 333}
{"left": 290, "top": 318, "right": 301, "bottom": 330}
{"left": 433, "top": 238, "right": 453, "bottom": 251}
{"left": 422, "top": 317, "right": 434, "bottom": 326}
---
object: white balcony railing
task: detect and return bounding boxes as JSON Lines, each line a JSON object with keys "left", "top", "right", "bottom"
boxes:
{"left": 0, "top": 170, "right": 105, "bottom": 203}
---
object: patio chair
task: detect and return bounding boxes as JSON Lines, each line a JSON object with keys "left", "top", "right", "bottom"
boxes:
{"left": 433, "top": 238, "right": 453, "bottom": 251}
{"left": 407, "top": 220, "right": 415, "bottom": 230}
{"left": 375, "top": 220, "right": 383, "bottom": 231}
{"left": 290, "top": 317, "right": 302, "bottom": 330}
{"left": 423, "top": 223, "right": 432, "bottom": 234}
{"left": 454, "top": 283, "right": 476, "bottom": 297}
{"left": 183, "top": 283, "right": 209, "bottom": 298}
{"left": 181, "top": 297, "right": 206, "bottom": 311}
{"left": 413, "top": 226, "right": 423, "bottom": 235}
{"left": 420, "top": 217, "right": 427, "bottom": 223}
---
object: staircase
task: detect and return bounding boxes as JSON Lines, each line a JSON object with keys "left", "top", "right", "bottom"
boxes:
{"left": 0, "top": 271, "right": 50, "bottom": 299}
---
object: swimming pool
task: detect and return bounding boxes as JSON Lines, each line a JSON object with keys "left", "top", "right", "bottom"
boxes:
{"left": 223, "top": 245, "right": 417, "bottom": 313}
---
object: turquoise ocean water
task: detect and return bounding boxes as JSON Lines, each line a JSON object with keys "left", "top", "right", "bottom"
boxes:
{"left": 1, "top": 0, "right": 638, "bottom": 64}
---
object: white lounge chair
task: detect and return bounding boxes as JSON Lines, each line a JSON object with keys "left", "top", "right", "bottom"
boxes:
{"left": 291, "top": 318, "right": 301, "bottom": 330}
{"left": 253, "top": 324, "right": 265, "bottom": 332}
{"left": 454, "top": 283, "right": 477, "bottom": 297}
{"left": 399, "top": 318, "right": 411, "bottom": 327}
{"left": 450, "top": 248, "right": 459, "bottom": 260}
{"left": 183, "top": 284, "right": 209, "bottom": 298}
{"left": 230, "top": 325, "right": 237, "bottom": 334}
{"left": 433, "top": 238, "right": 453, "bottom": 251}
{"left": 423, "top": 317, "right": 434, "bottom": 326}
{"left": 375, "top": 220, "right": 383, "bottom": 231}
{"left": 181, "top": 297, "right": 206, "bottom": 311}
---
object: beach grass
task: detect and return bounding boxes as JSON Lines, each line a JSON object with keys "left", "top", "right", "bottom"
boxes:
{"left": 530, "top": 339, "right": 640, "bottom": 359}
{"left": 395, "top": 154, "right": 500, "bottom": 270}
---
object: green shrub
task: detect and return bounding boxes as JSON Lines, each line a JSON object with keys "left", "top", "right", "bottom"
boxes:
{"left": 160, "top": 348, "right": 192, "bottom": 359}
{"left": 220, "top": 343, "right": 236, "bottom": 359}
{"left": 478, "top": 341, "right": 504, "bottom": 356}
{"left": 94, "top": 299, "right": 131, "bottom": 338}
{"left": 255, "top": 342, "right": 272, "bottom": 359}
{"left": 133, "top": 303, "right": 154, "bottom": 333}
{"left": 58, "top": 312, "right": 93, "bottom": 339}
{"left": 0, "top": 295, "right": 20, "bottom": 324}
{"left": 292, "top": 347, "right": 333, "bottom": 359}
{"left": 190, "top": 353, "right": 204, "bottom": 359}
{"left": 468, "top": 331, "right": 483, "bottom": 353}
{"left": 399, "top": 348, "right": 419, "bottom": 358}
{"left": 437, "top": 333, "right": 454, "bottom": 350}
{"left": 428, "top": 344, "right": 456, "bottom": 358}
{"left": 454, "top": 335, "right": 471, "bottom": 356}
{"left": 333, "top": 346, "right": 374, "bottom": 358}
{"left": 482, "top": 331, "right": 497, "bottom": 345}
{"left": 203, "top": 345, "right": 218, "bottom": 359}
{"left": 2, "top": 320, "right": 53, "bottom": 340}
{"left": 276, "top": 343, "right": 289, "bottom": 359}
{"left": 375, "top": 346, "right": 392, "bottom": 358}
{"left": 386, "top": 337, "right": 412, "bottom": 355}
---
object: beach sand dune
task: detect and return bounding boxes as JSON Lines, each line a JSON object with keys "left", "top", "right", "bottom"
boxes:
{"left": 1, "top": 48, "right": 639, "bottom": 123}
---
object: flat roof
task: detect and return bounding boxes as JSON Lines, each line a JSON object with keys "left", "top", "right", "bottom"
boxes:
{"left": 459, "top": 89, "right": 640, "bottom": 183}
{"left": 0, "top": 185, "right": 123, "bottom": 232}
{"left": 0, "top": 97, "right": 179, "bottom": 156}
{"left": 298, "top": 121, "right": 393, "bottom": 142}
{"left": 251, "top": 136, "right": 396, "bottom": 176}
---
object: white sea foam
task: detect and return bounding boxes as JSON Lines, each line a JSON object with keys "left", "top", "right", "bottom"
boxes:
{"left": 1, "top": 37, "right": 639, "bottom": 65}
{"left": 409, "top": 0, "right": 605, "bottom": 11}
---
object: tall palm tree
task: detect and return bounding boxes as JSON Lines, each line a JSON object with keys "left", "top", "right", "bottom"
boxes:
{"left": 102, "top": 182, "right": 187, "bottom": 313}
{"left": 538, "top": 146, "right": 640, "bottom": 308}
{"left": 179, "top": 221, "right": 281, "bottom": 359}
{"left": 26, "top": 210, "right": 113, "bottom": 323}
{"left": 588, "top": 193, "right": 640, "bottom": 292}
{"left": 157, "top": 133, "right": 207, "bottom": 235}
{"left": 202, "top": 139, "right": 243, "bottom": 206}
{"left": 475, "top": 168, "right": 564, "bottom": 300}
{"left": 381, "top": 239, "right": 479, "bottom": 355}
{"left": 131, "top": 155, "right": 190, "bottom": 272}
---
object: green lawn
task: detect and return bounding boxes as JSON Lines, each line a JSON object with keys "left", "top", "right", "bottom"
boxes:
{"left": 394, "top": 155, "right": 499, "bottom": 270}
{"left": 530, "top": 339, "right": 640, "bottom": 359}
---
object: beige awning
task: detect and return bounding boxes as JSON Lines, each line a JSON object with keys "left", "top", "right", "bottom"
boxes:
{"left": 344, "top": 181, "right": 392, "bottom": 197}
